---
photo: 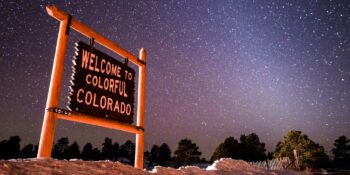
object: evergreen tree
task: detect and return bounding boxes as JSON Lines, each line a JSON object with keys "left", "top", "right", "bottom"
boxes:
{"left": 66, "top": 142, "right": 80, "bottom": 159}
{"left": 34, "top": 145, "right": 38, "bottom": 156}
{"left": 200, "top": 157, "right": 209, "bottom": 163}
{"left": 119, "top": 140, "right": 135, "bottom": 164}
{"left": 21, "top": 144, "right": 36, "bottom": 158}
{"left": 159, "top": 143, "right": 171, "bottom": 166}
{"left": 211, "top": 137, "right": 239, "bottom": 162}
{"left": 112, "top": 142, "right": 120, "bottom": 161}
{"left": 81, "top": 143, "right": 100, "bottom": 161}
{"left": 332, "top": 136, "right": 350, "bottom": 169}
{"left": 211, "top": 134, "right": 266, "bottom": 162}
{"left": 144, "top": 151, "right": 151, "bottom": 167}
{"left": 91, "top": 147, "right": 101, "bottom": 161}
{"left": 266, "top": 152, "right": 274, "bottom": 160}
{"left": 239, "top": 133, "right": 267, "bottom": 161}
{"left": 101, "top": 137, "right": 114, "bottom": 160}
{"left": 274, "top": 141, "right": 282, "bottom": 154}
{"left": 81, "top": 143, "right": 93, "bottom": 160}
{"left": 150, "top": 145, "right": 160, "bottom": 165}
{"left": 0, "top": 136, "right": 21, "bottom": 159}
{"left": 0, "top": 139, "right": 6, "bottom": 159}
{"left": 174, "top": 138, "right": 201, "bottom": 167}
{"left": 52, "top": 137, "right": 70, "bottom": 159}
{"left": 274, "top": 130, "right": 329, "bottom": 169}
{"left": 148, "top": 143, "right": 171, "bottom": 166}
{"left": 100, "top": 137, "right": 119, "bottom": 161}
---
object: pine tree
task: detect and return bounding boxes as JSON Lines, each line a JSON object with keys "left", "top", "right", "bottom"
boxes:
{"left": 159, "top": 143, "right": 171, "bottom": 166}
{"left": 211, "top": 136, "right": 239, "bottom": 162}
{"left": 149, "top": 143, "right": 171, "bottom": 166}
{"left": 91, "top": 147, "right": 101, "bottom": 161}
{"left": 52, "top": 137, "right": 70, "bottom": 159}
{"left": 119, "top": 140, "right": 135, "bottom": 164}
{"left": 101, "top": 137, "right": 114, "bottom": 160}
{"left": 0, "top": 139, "right": 6, "bottom": 159}
{"left": 66, "top": 142, "right": 80, "bottom": 159}
{"left": 174, "top": 138, "right": 201, "bottom": 167}
{"left": 0, "top": 136, "right": 21, "bottom": 159}
{"left": 332, "top": 136, "right": 350, "bottom": 169}
{"left": 274, "top": 130, "right": 329, "bottom": 169}
{"left": 150, "top": 145, "right": 160, "bottom": 165}
{"left": 239, "top": 133, "right": 267, "bottom": 161}
{"left": 21, "top": 144, "right": 36, "bottom": 158}
{"left": 112, "top": 142, "right": 120, "bottom": 161}
{"left": 81, "top": 142, "right": 101, "bottom": 161}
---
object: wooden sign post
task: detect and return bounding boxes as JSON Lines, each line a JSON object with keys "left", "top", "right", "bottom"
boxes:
{"left": 38, "top": 5, "right": 146, "bottom": 169}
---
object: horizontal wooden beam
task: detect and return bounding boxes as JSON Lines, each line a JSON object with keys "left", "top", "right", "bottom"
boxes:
{"left": 46, "top": 5, "right": 144, "bottom": 67}
{"left": 55, "top": 112, "right": 144, "bottom": 134}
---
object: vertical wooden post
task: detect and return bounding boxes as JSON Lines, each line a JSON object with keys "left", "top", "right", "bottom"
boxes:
{"left": 37, "top": 16, "right": 69, "bottom": 158}
{"left": 135, "top": 48, "right": 146, "bottom": 169}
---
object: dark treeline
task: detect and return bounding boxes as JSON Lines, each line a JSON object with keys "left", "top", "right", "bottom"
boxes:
{"left": 0, "top": 131, "right": 349, "bottom": 170}
{"left": 211, "top": 133, "right": 267, "bottom": 162}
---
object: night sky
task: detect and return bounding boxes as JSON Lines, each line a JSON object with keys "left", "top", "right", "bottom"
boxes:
{"left": 1, "top": 0, "right": 350, "bottom": 159}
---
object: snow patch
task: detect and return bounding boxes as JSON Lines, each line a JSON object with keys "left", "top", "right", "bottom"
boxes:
{"left": 0, "top": 158, "right": 305, "bottom": 175}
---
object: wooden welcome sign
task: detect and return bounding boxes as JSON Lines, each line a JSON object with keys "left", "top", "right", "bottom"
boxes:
{"left": 38, "top": 6, "right": 146, "bottom": 169}
{"left": 68, "top": 42, "right": 135, "bottom": 123}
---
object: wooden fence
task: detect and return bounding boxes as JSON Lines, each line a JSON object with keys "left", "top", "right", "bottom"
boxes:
{"left": 249, "top": 157, "right": 293, "bottom": 170}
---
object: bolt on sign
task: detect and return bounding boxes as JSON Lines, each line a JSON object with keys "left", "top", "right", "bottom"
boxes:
{"left": 68, "top": 42, "right": 135, "bottom": 123}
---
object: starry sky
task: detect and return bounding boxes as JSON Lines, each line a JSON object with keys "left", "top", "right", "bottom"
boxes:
{"left": 0, "top": 0, "right": 350, "bottom": 159}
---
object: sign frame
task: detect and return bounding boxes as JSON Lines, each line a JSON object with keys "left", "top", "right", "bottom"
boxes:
{"left": 37, "top": 5, "right": 146, "bottom": 169}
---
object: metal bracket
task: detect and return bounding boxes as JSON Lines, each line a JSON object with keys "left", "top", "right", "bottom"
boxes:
{"left": 66, "top": 14, "right": 72, "bottom": 35}
{"left": 136, "top": 126, "right": 145, "bottom": 132}
{"left": 90, "top": 38, "right": 95, "bottom": 51}
{"left": 124, "top": 58, "right": 129, "bottom": 66}
{"left": 46, "top": 107, "right": 71, "bottom": 116}
{"left": 137, "top": 59, "right": 146, "bottom": 66}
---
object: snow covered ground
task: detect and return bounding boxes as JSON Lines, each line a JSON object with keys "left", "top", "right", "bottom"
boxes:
{"left": 0, "top": 158, "right": 306, "bottom": 175}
